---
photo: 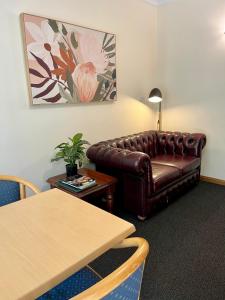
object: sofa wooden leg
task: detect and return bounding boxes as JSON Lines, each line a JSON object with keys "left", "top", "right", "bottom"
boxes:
{"left": 138, "top": 215, "right": 147, "bottom": 221}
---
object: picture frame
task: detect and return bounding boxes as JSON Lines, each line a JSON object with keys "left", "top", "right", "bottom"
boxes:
{"left": 21, "top": 13, "right": 117, "bottom": 105}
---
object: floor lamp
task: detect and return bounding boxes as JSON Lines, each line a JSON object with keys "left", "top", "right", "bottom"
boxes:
{"left": 148, "top": 88, "right": 163, "bottom": 131}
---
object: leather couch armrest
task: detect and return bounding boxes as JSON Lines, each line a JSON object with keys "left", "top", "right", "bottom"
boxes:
{"left": 87, "top": 144, "right": 152, "bottom": 175}
{"left": 184, "top": 133, "right": 206, "bottom": 157}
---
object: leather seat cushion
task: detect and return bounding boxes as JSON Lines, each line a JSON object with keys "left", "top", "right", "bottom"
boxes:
{"left": 152, "top": 163, "right": 180, "bottom": 192}
{"left": 151, "top": 155, "right": 200, "bottom": 175}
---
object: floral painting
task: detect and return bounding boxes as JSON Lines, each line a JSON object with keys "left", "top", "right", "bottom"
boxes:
{"left": 21, "top": 14, "right": 117, "bottom": 105}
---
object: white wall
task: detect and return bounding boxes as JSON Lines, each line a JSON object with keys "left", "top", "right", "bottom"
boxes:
{"left": 1, "top": 0, "right": 157, "bottom": 190}
{"left": 157, "top": 0, "right": 225, "bottom": 179}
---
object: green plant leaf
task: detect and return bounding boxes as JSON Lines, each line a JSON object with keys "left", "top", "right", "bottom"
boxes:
{"left": 55, "top": 142, "right": 68, "bottom": 149}
{"left": 51, "top": 133, "right": 89, "bottom": 166}
{"left": 51, "top": 157, "right": 61, "bottom": 162}
{"left": 79, "top": 140, "right": 90, "bottom": 145}
{"left": 72, "top": 133, "right": 83, "bottom": 144}
{"left": 48, "top": 19, "right": 59, "bottom": 33}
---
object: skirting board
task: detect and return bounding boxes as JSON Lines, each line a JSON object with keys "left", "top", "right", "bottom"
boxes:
{"left": 200, "top": 176, "right": 225, "bottom": 186}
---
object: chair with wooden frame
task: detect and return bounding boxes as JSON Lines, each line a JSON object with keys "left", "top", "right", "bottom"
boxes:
{"left": 0, "top": 175, "right": 40, "bottom": 206}
{"left": 38, "top": 237, "right": 149, "bottom": 300}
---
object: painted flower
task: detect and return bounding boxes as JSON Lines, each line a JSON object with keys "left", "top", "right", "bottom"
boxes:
{"left": 75, "top": 31, "right": 109, "bottom": 74}
{"left": 73, "top": 62, "right": 98, "bottom": 102}
{"left": 71, "top": 31, "right": 110, "bottom": 102}
{"left": 25, "top": 20, "right": 60, "bottom": 68}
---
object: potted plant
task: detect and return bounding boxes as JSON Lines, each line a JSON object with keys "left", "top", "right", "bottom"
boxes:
{"left": 51, "top": 133, "right": 90, "bottom": 178}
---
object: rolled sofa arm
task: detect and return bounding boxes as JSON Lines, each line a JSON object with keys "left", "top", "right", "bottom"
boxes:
{"left": 87, "top": 143, "right": 152, "bottom": 175}
{"left": 183, "top": 133, "right": 206, "bottom": 157}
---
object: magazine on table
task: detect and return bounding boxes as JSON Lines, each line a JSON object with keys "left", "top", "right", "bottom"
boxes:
{"left": 57, "top": 175, "right": 96, "bottom": 192}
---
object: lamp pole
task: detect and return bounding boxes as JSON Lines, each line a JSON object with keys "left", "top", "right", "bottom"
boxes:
{"left": 158, "top": 102, "right": 162, "bottom": 131}
{"left": 148, "top": 88, "right": 163, "bottom": 131}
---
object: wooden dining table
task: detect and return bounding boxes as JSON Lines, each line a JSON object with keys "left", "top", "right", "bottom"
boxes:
{"left": 0, "top": 188, "right": 135, "bottom": 300}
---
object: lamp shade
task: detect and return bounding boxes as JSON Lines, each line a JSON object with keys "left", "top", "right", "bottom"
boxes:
{"left": 148, "top": 88, "right": 162, "bottom": 103}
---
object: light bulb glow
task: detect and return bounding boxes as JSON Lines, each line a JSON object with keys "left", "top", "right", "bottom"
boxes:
{"left": 148, "top": 96, "right": 162, "bottom": 103}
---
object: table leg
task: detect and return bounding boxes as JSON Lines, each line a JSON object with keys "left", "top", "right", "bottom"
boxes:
{"left": 106, "top": 190, "right": 114, "bottom": 213}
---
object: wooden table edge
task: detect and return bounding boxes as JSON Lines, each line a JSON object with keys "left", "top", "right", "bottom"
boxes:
{"left": 23, "top": 224, "right": 135, "bottom": 300}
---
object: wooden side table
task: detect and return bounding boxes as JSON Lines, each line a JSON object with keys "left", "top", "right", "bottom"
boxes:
{"left": 47, "top": 168, "right": 117, "bottom": 213}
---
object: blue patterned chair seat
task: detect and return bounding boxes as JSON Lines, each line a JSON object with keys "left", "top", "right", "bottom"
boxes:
{"left": 37, "top": 266, "right": 101, "bottom": 300}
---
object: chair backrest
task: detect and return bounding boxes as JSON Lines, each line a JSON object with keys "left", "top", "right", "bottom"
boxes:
{"left": 0, "top": 175, "right": 40, "bottom": 206}
{"left": 72, "top": 237, "right": 149, "bottom": 300}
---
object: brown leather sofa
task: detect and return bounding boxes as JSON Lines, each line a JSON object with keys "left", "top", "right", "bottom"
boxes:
{"left": 87, "top": 131, "right": 206, "bottom": 220}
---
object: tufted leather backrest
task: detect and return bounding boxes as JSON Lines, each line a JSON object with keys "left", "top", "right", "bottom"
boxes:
{"left": 108, "top": 131, "right": 157, "bottom": 158}
{"left": 89, "top": 131, "right": 206, "bottom": 160}
{"left": 156, "top": 131, "right": 206, "bottom": 157}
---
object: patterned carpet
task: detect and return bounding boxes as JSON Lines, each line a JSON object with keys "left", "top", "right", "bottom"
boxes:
{"left": 91, "top": 181, "right": 225, "bottom": 300}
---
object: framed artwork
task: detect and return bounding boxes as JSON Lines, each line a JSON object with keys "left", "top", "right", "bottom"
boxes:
{"left": 21, "top": 13, "right": 117, "bottom": 105}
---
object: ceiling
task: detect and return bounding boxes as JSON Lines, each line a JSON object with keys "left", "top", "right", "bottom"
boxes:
{"left": 144, "top": 0, "right": 172, "bottom": 5}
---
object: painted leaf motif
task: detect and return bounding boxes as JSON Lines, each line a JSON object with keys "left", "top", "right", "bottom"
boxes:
{"left": 30, "top": 52, "right": 52, "bottom": 78}
{"left": 70, "top": 32, "right": 78, "bottom": 49}
{"left": 93, "top": 81, "right": 104, "bottom": 101}
{"left": 58, "top": 42, "right": 66, "bottom": 51}
{"left": 29, "top": 68, "right": 45, "bottom": 78}
{"left": 53, "top": 56, "right": 67, "bottom": 69}
{"left": 48, "top": 19, "right": 59, "bottom": 33}
{"left": 66, "top": 69, "right": 74, "bottom": 97}
{"left": 105, "top": 81, "right": 109, "bottom": 89}
{"left": 31, "top": 78, "right": 49, "bottom": 88}
{"left": 102, "top": 33, "right": 108, "bottom": 48}
{"left": 110, "top": 91, "right": 116, "bottom": 100}
{"left": 112, "top": 69, "right": 116, "bottom": 80}
{"left": 34, "top": 81, "right": 57, "bottom": 98}
{"left": 43, "top": 93, "right": 61, "bottom": 103}
{"left": 50, "top": 52, "right": 59, "bottom": 79}
{"left": 104, "top": 44, "right": 115, "bottom": 52}
{"left": 103, "top": 35, "right": 115, "bottom": 49}
{"left": 97, "top": 72, "right": 112, "bottom": 82}
{"left": 60, "top": 48, "right": 73, "bottom": 66}
{"left": 52, "top": 50, "right": 75, "bottom": 81}
{"left": 104, "top": 70, "right": 112, "bottom": 77}
{"left": 107, "top": 52, "right": 116, "bottom": 58}
{"left": 58, "top": 84, "right": 73, "bottom": 103}
{"left": 51, "top": 68, "right": 64, "bottom": 77}
{"left": 62, "top": 24, "right": 67, "bottom": 35}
